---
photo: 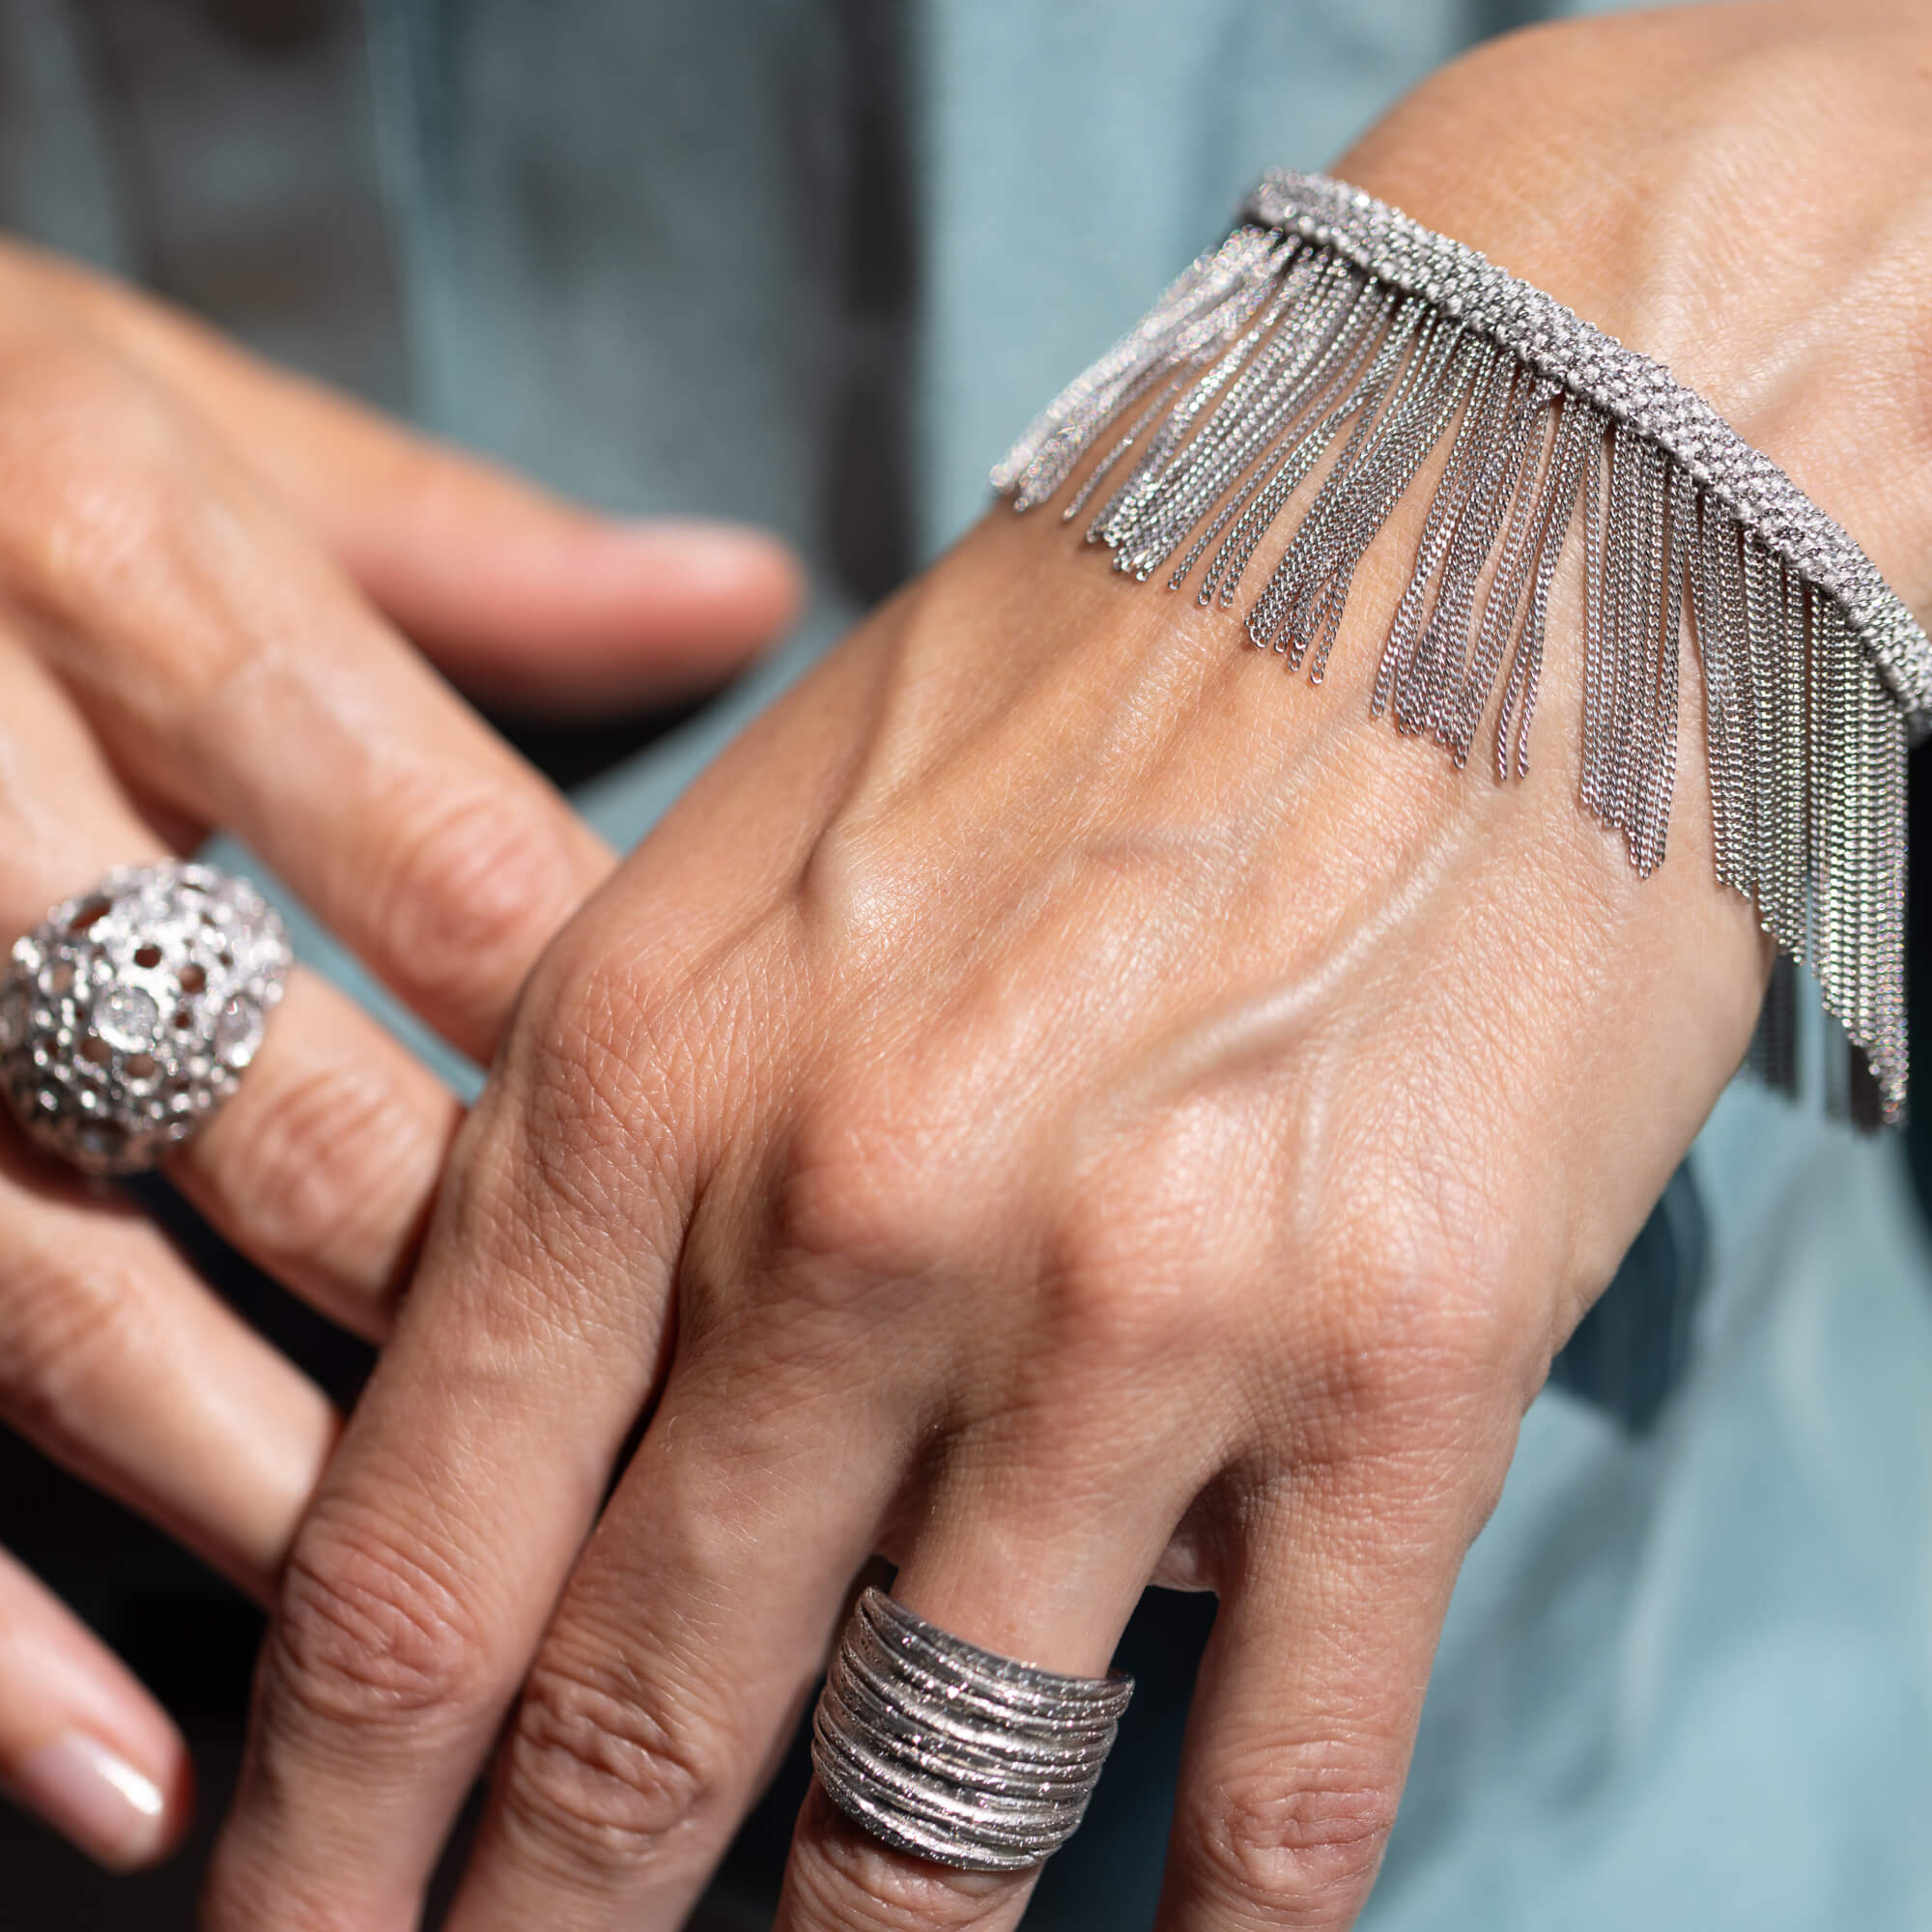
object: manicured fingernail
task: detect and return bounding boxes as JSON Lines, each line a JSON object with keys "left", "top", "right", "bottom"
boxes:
{"left": 623, "top": 520, "right": 794, "bottom": 585}
{"left": 14, "top": 1730, "right": 168, "bottom": 1870}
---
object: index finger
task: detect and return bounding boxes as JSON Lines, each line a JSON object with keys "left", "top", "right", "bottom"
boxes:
{"left": 0, "top": 369, "right": 611, "bottom": 1060}
{"left": 14, "top": 239, "right": 803, "bottom": 713}
{"left": 201, "top": 952, "right": 709, "bottom": 1929}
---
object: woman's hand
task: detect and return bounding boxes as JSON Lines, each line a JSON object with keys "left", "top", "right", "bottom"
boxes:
{"left": 0, "top": 243, "right": 800, "bottom": 1868}
{"left": 204, "top": 3, "right": 1932, "bottom": 1926}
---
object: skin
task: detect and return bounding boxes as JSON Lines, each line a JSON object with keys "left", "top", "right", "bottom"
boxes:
{"left": 0, "top": 0, "right": 1920, "bottom": 1918}
{"left": 191, "top": 3, "right": 1932, "bottom": 1929}
{"left": 0, "top": 245, "right": 801, "bottom": 1866}
{"left": 185, "top": 7, "right": 1932, "bottom": 1924}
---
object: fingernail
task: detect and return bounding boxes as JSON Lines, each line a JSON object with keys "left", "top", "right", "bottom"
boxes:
{"left": 14, "top": 1731, "right": 169, "bottom": 1870}
{"left": 623, "top": 520, "right": 793, "bottom": 585}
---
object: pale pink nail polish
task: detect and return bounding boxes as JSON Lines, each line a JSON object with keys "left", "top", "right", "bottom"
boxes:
{"left": 13, "top": 1730, "right": 168, "bottom": 1870}
{"left": 622, "top": 520, "right": 790, "bottom": 587}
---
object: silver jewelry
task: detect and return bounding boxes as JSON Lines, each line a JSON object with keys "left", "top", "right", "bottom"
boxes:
{"left": 995, "top": 171, "right": 1928, "bottom": 1127}
{"left": 0, "top": 861, "right": 292, "bottom": 1175}
{"left": 811, "top": 1586, "right": 1133, "bottom": 1872}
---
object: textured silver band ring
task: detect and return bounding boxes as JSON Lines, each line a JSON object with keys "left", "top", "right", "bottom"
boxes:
{"left": 0, "top": 861, "right": 292, "bottom": 1175}
{"left": 810, "top": 1586, "right": 1133, "bottom": 1873}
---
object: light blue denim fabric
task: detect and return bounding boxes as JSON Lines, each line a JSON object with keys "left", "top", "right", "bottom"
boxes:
{"left": 9, "top": 1, "right": 1931, "bottom": 1921}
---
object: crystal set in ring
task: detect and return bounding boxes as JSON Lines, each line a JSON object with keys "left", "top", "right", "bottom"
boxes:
{"left": 812, "top": 1587, "right": 1132, "bottom": 1873}
{"left": 0, "top": 861, "right": 292, "bottom": 1175}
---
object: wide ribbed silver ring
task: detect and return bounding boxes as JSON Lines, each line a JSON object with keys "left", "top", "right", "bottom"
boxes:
{"left": 0, "top": 862, "right": 292, "bottom": 1176}
{"left": 810, "top": 1587, "right": 1133, "bottom": 1873}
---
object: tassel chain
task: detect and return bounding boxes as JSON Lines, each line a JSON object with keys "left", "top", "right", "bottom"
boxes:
{"left": 993, "top": 172, "right": 1928, "bottom": 1127}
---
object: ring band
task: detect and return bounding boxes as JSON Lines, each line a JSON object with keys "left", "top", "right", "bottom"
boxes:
{"left": 811, "top": 1586, "right": 1132, "bottom": 1872}
{"left": 0, "top": 861, "right": 292, "bottom": 1175}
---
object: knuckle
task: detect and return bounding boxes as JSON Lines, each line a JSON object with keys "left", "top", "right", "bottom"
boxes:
{"left": 792, "top": 1803, "right": 1018, "bottom": 1932}
{"left": 1040, "top": 1176, "right": 1216, "bottom": 1376}
{"left": 268, "top": 1495, "right": 497, "bottom": 1739}
{"left": 367, "top": 782, "right": 584, "bottom": 1036}
{"left": 1181, "top": 1754, "right": 1400, "bottom": 1925}
{"left": 1025, "top": 1108, "right": 1265, "bottom": 1388}
{"left": 186, "top": 1048, "right": 441, "bottom": 1300}
{"left": 0, "top": 1238, "right": 151, "bottom": 1454}
{"left": 769, "top": 1075, "right": 963, "bottom": 1290}
{"left": 518, "top": 954, "right": 660, "bottom": 1143}
{"left": 1293, "top": 1273, "right": 1501, "bottom": 1455}
{"left": 1287, "top": 1167, "right": 1517, "bottom": 1444}
{"left": 0, "top": 336, "right": 206, "bottom": 632}
{"left": 497, "top": 1647, "right": 728, "bottom": 1881}
{"left": 508, "top": 959, "right": 696, "bottom": 1233}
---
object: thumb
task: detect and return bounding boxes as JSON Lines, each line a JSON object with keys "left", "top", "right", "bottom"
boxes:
{"left": 43, "top": 244, "right": 805, "bottom": 714}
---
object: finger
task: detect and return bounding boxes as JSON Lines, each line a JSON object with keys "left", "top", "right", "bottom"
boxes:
{"left": 0, "top": 1546, "right": 190, "bottom": 1870}
{"left": 170, "top": 971, "right": 458, "bottom": 1338}
{"left": 21, "top": 241, "right": 804, "bottom": 711}
{"left": 0, "top": 642, "right": 460, "bottom": 1334}
{"left": 0, "top": 1132, "right": 336, "bottom": 1601}
{"left": 0, "top": 392, "right": 611, "bottom": 1063}
{"left": 775, "top": 1435, "right": 1190, "bottom": 1932}
{"left": 438, "top": 1344, "right": 904, "bottom": 1932}
{"left": 1151, "top": 1451, "right": 1501, "bottom": 1932}
{"left": 203, "top": 999, "right": 705, "bottom": 1932}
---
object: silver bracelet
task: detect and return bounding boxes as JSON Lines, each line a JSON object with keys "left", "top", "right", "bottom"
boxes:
{"left": 994, "top": 171, "right": 1927, "bottom": 1126}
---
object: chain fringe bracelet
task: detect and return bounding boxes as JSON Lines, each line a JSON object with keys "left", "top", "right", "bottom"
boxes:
{"left": 994, "top": 171, "right": 1930, "bottom": 1129}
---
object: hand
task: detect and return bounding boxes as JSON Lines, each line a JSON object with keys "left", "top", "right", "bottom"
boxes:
{"left": 0, "top": 242, "right": 800, "bottom": 1870}
{"left": 206, "top": 4, "right": 1931, "bottom": 1927}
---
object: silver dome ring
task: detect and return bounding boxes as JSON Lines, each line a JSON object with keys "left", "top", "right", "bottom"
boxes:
{"left": 0, "top": 861, "right": 292, "bottom": 1177}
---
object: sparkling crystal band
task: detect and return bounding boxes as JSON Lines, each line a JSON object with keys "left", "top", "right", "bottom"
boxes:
{"left": 811, "top": 1587, "right": 1133, "bottom": 1872}
{"left": 0, "top": 862, "right": 292, "bottom": 1175}
{"left": 994, "top": 171, "right": 1920, "bottom": 1124}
